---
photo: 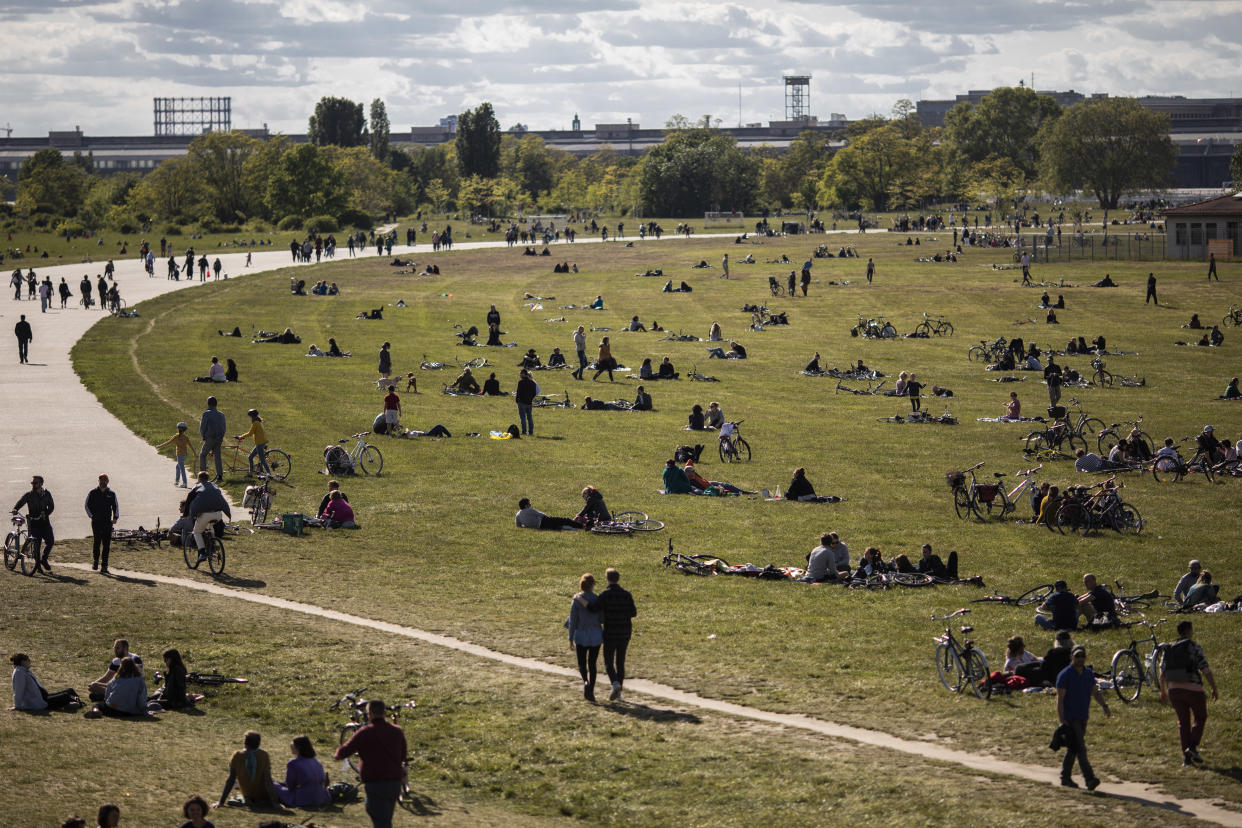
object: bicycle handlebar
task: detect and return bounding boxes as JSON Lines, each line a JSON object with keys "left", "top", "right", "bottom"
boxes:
{"left": 932, "top": 608, "right": 970, "bottom": 621}
{"left": 1015, "top": 464, "right": 1043, "bottom": 477}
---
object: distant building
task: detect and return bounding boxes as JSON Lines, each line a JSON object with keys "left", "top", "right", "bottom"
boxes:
{"left": 1164, "top": 193, "right": 1242, "bottom": 259}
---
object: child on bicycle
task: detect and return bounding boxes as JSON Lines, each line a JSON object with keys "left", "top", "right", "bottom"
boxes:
{"left": 156, "top": 422, "right": 196, "bottom": 488}
{"left": 235, "top": 409, "right": 271, "bottom": 477}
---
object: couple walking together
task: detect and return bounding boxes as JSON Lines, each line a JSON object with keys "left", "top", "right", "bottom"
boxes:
{"left": 565, "top": 569, "right": 636, "bottom": 702}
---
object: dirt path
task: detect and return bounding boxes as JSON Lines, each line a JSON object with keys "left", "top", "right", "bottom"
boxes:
{"left": 58, "top": 561, "right": 1242, "bottom": 827}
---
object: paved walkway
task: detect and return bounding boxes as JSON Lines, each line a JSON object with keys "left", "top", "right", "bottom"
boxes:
{"left": 57, "top": 559, "right": 1242, "bottom": 827}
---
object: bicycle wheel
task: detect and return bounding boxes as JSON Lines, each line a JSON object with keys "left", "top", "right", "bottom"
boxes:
{"left": 250, "top": 500, "right": 267, "bottom": 526}
{"left": 1094, "top": 369, "right": 1113, "bottom": 388}
{"left": 935, "top": 643, "right": 964, "bottom": 692}
{"left": 358, "top": 444, "right": 383, "bottom": 475}
{"left": 1150, "top": 455, "right": 1183, "bottom": 483}
{"left": 891, "top": 572, "right": 934, "bottom": 587}
{"left": 339, "top": 724, "right": 362, "bottom": 774}
{"left": 206, "top": 537, "right": 226, "bottom": 575}
{"left": 1016, "top": 584, "right": 1054, "bottom": 606}
{"left": 1196, "top": 457, "right": 1216, "bottom": 484}
{"left": 1224, "top": 313, "right": 1241, "bottom": 328}
{"left": 982, "top": 485, "right": 1010, "bottom": 520}
{"left": 19, "top": 538, "right": 37, "bottom": 576}
{"left": 1065, "top": 433, "right": 1087, "bottom": 455}
{"left": 966, "top": 489, "right": 985, "bottom": 521}
{"left": 952, "top": 487, "right": 972, "bottom": 520}
{"left": 962, "top": 649, "right": 991, "bottom": 699}
{"left": 938, "top": 321, "right": 954, "bottom": 337}
{"left": 590, "top": 523, "right": 632, "bottom": 535}
{"left": 263, "top": 449, "right": 292, "bottom": 481}
{"left": 718, "top": 440, "right": 735, "bottom": 463}
{"left": 1111, "top": 649, "right": 1143, "bottom": 703}
{"left": 1095, "top": 430, "right": 1117, "bottom": 455}
{"left": 967, "top": 346, "right": 986, "bottom": 362}
{"left": 1023, "top": 432, "right": 1048, "bottom": 454}
{"left": 733, "top": 437, "right": 751, "bottom": 462}
{"left": 880, "top": 322, "right": 897, "bottom": 338}
{"left": 1113, "top": 504, "right": 1143, "bottom": 535}
{"left": 183, "top": 538, "right": 198, "bottom": 569}
{"left": 913, "top": 322, "right": 931, "bottom": 337}
{"left": 629, "top": 519, "right": 665, "bottom": 532}
{"left": 1057, "top": 503, "right": 1092, "bottom": 536}
{"left": 1080, "top": 417, "right": 1107, "bottom": 440}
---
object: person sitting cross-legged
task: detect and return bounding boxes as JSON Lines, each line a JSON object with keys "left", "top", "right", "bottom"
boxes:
{"left": 801, "top": 532, "right": 850, "bottom": 583}
{"left": 320, "top": 490, "right": 357, "bottom": 529}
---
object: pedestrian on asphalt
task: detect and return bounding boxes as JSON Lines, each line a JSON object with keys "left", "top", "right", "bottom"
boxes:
{"left": 38, "top": 278, "right": 51, "bottom": 312}
{"left": 1055, "top": 645, "right": 1110, "bottom": 790}
{"left": 566, "top": 573, "right": 603, "bottom": 702}
{"left": 594, "top": 568, "right": 637, "bottom": 701}
{"left": 156, "top": 422, "right": 196, "bottom": 487}
{"left": 572, "top": 326, "right": 587, "bottom": 380}
{"left": 199, "top": 397, "right": 227, "bottom": 482}
{"left": 335, "top": 698, "right": 408, "bottom": 828}
{"left": 866, "top": 257, "right": 874, "bottom": 284}
{"left": 213, "top": 257, "right": 222, "bottom": 280}
{"left": 1159, "top": 620, "right": 1219, "bottom": 766}
{"left": 515, "top": 369, "right": 537, "bottom": 436}
{"left": 1146, "top": 272, "right": 1158, "bottom": 305}
{"left": 378, "top": 341, "right": 392, "bottom": 379}
{"left": 12, "top": 475, "right": 55, "bottom": 573}
{"left": 1208, "top": 252, "right": 1218, "bottom": 281}
{"left": 84, "top": 473, "right": 119, "bottom": 574}
{"left": 14, "top": 314, "right": 32, "bottom": 364}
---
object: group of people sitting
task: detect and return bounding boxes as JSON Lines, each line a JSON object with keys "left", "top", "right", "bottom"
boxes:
{"left": 309, "top": 280, "right": 338, "bottom": 295}
{"left": 582, "top": 385, "right": 652, "bottom": 410}
{"left": 638, "top": 356, "right": 679, "bottom": 380}
{"left": 551, "top": 262, "right": 578, "bottom": 273}
{"left": 193, "top": 356, "right": 239, "bottom": 383}
{"left": 800, "top": 538, "right": 958, "bottom": 583}
{"left": 305, "top": 338, "right": 349, "bottom": 357}
{"left": 661, "top": 457, "right": 750, "bottom": 496}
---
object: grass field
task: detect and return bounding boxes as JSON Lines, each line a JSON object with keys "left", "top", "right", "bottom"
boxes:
{"left": 4, "top": 226, "right": 1240, "bottom": 825}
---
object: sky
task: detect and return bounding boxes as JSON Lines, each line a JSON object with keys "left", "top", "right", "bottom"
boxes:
{"left": 2, "top": 0, "right": 1242, "bottom": 138}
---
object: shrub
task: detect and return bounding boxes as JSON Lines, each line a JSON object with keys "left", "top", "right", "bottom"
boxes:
{"left": 56, "top": 219, "right": 87, "bottom": 237}
{"left": 337, "top": 208, "right": 373, "bottom": 231}
{"left": 277, "top": 215, "right": 305, "bottom": 232}
{"left": 162, "top": 224, "right": 182, "bottom": 235}
{"left": 304, "top": 215, "right": 339, "bottom": 234}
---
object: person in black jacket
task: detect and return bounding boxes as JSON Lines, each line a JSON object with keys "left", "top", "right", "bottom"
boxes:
{"left": 515, "top": 369, "right": 537, "bottom": 435}
{"left": 13, "top": 475, "right": 54, "bottom": 572}
{"left": 590, "top": 568, "right": 637, "bottom": 701}
{"left": 84, "top": 474, "right": 119, "bottom": 574}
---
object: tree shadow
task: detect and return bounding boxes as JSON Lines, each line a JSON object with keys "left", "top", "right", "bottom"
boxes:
{"left": 604, "top": 701, "right": 701, "bottom": 724}
{"left": 398, "top": 791, "right": 441, "bottom": 817}
{"left": 212, "top": 572, "right": 267, "bottom": 589}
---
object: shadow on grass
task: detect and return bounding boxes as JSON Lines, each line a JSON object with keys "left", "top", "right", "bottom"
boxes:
{"left": 104, "top": 572, "right": 158, "bottom": 587}
{"left": 211, "top": 573, "right": 268, "bottom": 589}
{"left": 1207, "top": 764, "right": 1242, "bottom": 784}
{"left": 399, "top": 791, "right": 442, "bottom": 816}
{"left": 533, "top": 435, "right": 565, "bottom": 441}
{"left": 42, "top": 571, "right": 90, "bottom": 586}
{"left": 605, "top": 701, "right": 701, "bottom": 724}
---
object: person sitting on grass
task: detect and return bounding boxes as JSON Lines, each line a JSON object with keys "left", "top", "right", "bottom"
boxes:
{"left": 1035, "top": 580, "right": 1079, "bottom": 631}
{"left": 515, "top": 498, "right": 581, "bottom": 530}
{"left": 683, "top": 458, "right": 748, "bottom": 495}
{"left": 450, "top": 367, "right": 480, "bottom": 394}
{"left": 1037, "top": 485, "right": 1061, "bottom": 527}
{"left": 327, "top": 338, "right": 348, "bottom": 357}
{"left": 656, "top": 357, "right": 677, "bottom": 379}
{"left": 84, "top": 657, "right": 153, "bottom": 718}
{"left": 306, "top": 344, "right": 326, "bottom": 357}
{"left": 574, "top": 487, "right": 611, "bottom": 527}
{"left": 1210, "top": 325, "right": 1225, "bottom": 347}
{"left": 1077, "top": 573, "right": 1117, "bottom": 627}
{"left": 1197, "top": 425, "right": 1224, "bottom": 463}
{"left": 9, "top": 652, "right": 83, "bottom": 711}
{"left": 518, "top": 349, "right": 542, "bottom": 369}
{"left": 783, "top": 466, "right": 829, "bottom": 501}
{"left": 633, "top": 386, "right": 652, "bottom": 411}
{"left": 705, "top": 401, "right": 724, "bottom": 429}
{"left": 195, "top": 356, "right": 227, "bottom": 383}
{"left": 1004, "top": 636, "right": 1040, "bottom": 674}
{"left": 1181, "top": 571, "right": 1219, "bottom": 611}
{"left": 320, "top": 491, "right": 357, "bottom": 529}
{"left": 213, "top": 730, "right": 279, "bottom": 809}
{"left": 914, "top": 544, "right": 948, "bottom": 578}
{"left": 1222, "top": 377, "right": 1240, "bottom": 400}
{"left": 180, "top": 795, "right": 213, "bottom": 828}
{"left": 486, "top": 323, "right": 503, "bottom": 346}
{"left": 1001, "top": 391, "right": 1022, "bottom": 421}
{"left": 708, "top": 322, "right": 722, "bottom": 341}
{"left": 706, "top": 340, "right": 748, "bottom": 359}
{"left": 1185, "top": 313, "right": 1202, "bottom": 329}
{"left": 662, "top": 458, "right": 694, "bottom": 494}
{"left": 801, "top": 532, "right": 850, "bottom": 583}
{"left": 638, "top": 358, "right": 655, "bottom": 380}
{"left": 547, "top": 347, "right": 567, "bottom": 368}
{"left": 687, "top": 404, "right": 707, "bottom": 430}
{"left": 481, "top": 372, "right": 502, "bottom": 396}
{"left": 804, "top": 353, "right": 822, "bottom": 373}
{"left": 273, "top": 735, "right": 331, "bottom": 808}
{"left": 151, "top": 648, "right": 204, "bottom": 710}
{"left": 627, "top": 315, "right": 646, "bottom": 332}
{"left": 852, "top": 546, "right": 890, "bottom": 580}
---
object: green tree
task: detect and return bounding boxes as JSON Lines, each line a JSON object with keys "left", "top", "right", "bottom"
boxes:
{"left": 127, "top": 157, "right": 207, "bottom": 223}
{"left": 1036, "top": 97, "right": 1176, "bottom": 209}
{"left": 665, "top": 114, "right": 691, "bottom": 130}
{"left": 760, "top": 130, "right": 830, "bottom": 208}
{"left": 455, "top": 102, "right": 501, "bottom": 179}
{"left": 369, "top": 98, "right": 390, "bottom": 162}
{"left": 944, "top": 86, "right": 1061, "bottom": 178}
{"left": 241, "top": 134, "right": 292, "bottom": 221}
{"left": 323, "top": 145, "right": 409, "bottom": 218}
{"left": 265, "top": 143, "right": 347, "bottom": 220}
{"left": 817, "top": 124, "right": 917, "bottom": 211}
{"left": 637, "top": 129, "right": 758, "bottom": 217}
{"left": 16, "top": 148, "right": 87, "bottom": 217}
{"left": 401, "top": 144, "right": 459, "bottom": 205}
{"left": 968, "top": 157, "right": 1027, "bottom": 214}
{"left": 308, "top": 97, "right": 367, "bottom": 147}
{"left": 186, "top": 131, "right": 260, "bottom": 222}
{"left": 457, "top": 174, "right": 496, "bottom": 216}
{"left": 424, "top": 178, "right": 450, "bottom": 213}
{"left": 79, "top": 173, "right": 140, "bottom": 230}
{"left": 515, "top": 135, "right": 555, "bottom": 197}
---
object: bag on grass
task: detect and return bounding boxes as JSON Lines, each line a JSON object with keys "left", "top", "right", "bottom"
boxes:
{"left": 324, "top": 444, "right": 353, "bottom": 475}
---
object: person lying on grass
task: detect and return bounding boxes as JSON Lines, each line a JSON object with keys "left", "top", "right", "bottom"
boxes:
{"left": 515, "top": 498, "right": 581, "bottom": 530}
{"left": 682, "top": 459, "right": 748, "bottom": 495}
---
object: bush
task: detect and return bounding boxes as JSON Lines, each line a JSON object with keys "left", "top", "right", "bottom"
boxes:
{"left": 304, "top": 215, "right": 339, "bottom": 234}
{"left": 55, "top": 219, "right": 86, "bottom": 237}
{"left": 162, "top": 224, "right": 183, "bottom": 236}
{"left": 196, "top": 217, "right": 222, "bottom": 234}
{"left": 277, "top": 215, "right": 305, "bottom": 232}
{"left": 337, "top": 208, "right": 374, "bottom": 231}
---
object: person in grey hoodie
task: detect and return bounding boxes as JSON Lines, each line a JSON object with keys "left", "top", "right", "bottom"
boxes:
{"left": 199, "top": 397, "right": 227, "bottom": 482}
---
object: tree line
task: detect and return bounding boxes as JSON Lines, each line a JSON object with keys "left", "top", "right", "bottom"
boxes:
{"left": 10, "top": 88, "right": 1213, "bottom": 235}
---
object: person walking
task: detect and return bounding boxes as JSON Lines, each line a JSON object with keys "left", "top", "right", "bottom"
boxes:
{"left": 1055, "top": 645, "right": 1110, "bottom": 790}
{"left": 38, "top": 278, "right": 51, "bottom": 313}
{"left": 595, "top": 568, "right": 637, "bottom": 701}
{"left": 1146, "top": 272, "right": 1158, "bottom": 305}
{"left": 866, "top": 257, "right": 874, "bottom": 284}
{"left": 566, "top": 573, "right": 603, "bottom": 702}
{"left": 12, "top": 475, "right": 55, "bottom": 573}
{"left": 84, "top": 474, "right": 119, "bottom": 574}
{"left": 156, "top": 422, "right": 196, "bottom": 488}
{"left": 800, "top": 259, "right": 812, "bottom": 296}
{"left": 334, "top": 698, "right": 408, "bottom": 828}
{"left": 14, "top": 314, "right": 32, "bottom": 364}
{"left": 571, "top": 326, "right": 587, "bottom": 380}
{"left": 515, "top": 369, "right": 537, "bottom": 436}
{"left": 1159, "top": 620, "right": 1218, "bottom": 765}
{"left": 592, "top": 336, "right": 614, "bottom": 382}
{"left": 199, "top": 397, "right": 227, "bottom": 482}
{"left": 720, "top": 253, "right": 729, "bottom": 279}
{"left": 377, "top": 341, "right": 392, "bottom": 379}
{"left": 1208, "top": 252, "right": 1218, "bottom": 281}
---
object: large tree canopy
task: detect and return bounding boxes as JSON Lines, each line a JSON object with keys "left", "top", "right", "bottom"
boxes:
{"left": 944, "top": 87, "right": 1061, "bottom": 178}
{"left": 637, "top": 129, "right": 758, "bottom": 217}
{"left": 369, "top": 98, "right": 390, "bottom": 162}
{"left": 186, "top": 131, "right": 260, "bottom": 222}
{"left": 817, "top": 124, "right": 921, "bottom": 212}
{"left": 1037, "top": 97, "right": 1176, "bottom": 209}
{"left": 16, "top": 148, "right": 87, "bottom": 217}
{"left": 456, "top": 102, "right": 502, "bottom": 180}
{"left": 308, "top": 97, "right": 367, "bottom": 147}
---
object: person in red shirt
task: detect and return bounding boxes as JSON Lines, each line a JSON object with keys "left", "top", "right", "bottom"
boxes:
{"left": 320, "top": 491, "right": 357, "bottom": 529}
{"left": 382, "top": 386, "right": 401, "bottom": 436}
{"left": 335, "top": 699, "right": 407, "bottom": 828}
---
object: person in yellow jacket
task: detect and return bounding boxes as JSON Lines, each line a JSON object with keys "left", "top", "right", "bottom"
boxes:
{"left": 155, "top": 422, "right": 197, "bottom": 488}
{"left": 235, "top": 409, "right": 270, "bottom": 477}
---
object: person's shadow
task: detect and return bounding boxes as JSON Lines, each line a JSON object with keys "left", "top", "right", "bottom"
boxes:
{"left": 212, "top": 572, "right": 267, "bottom": 589}
{"left": 399, "top": 790, "right": 441, "bottom": 816}
{"left": 604, "top": 702, "right": 701, "bottom": 724}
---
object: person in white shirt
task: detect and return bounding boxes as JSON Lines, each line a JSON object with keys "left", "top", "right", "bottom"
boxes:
{"left": 10, "top": 653, "right": 82, "bottom": 711}
{"left": 514, "top": 498, "right": 579, "bottom": 531}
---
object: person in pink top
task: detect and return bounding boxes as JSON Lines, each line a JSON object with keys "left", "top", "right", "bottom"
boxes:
{"left": 320, "top": 491, "right": 356, "bottom": 529}
{"left": 1002, "top": 391, "right": 1021, "bottom": 421}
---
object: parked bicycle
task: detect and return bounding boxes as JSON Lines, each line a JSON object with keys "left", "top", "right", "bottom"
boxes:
{"left": 718, "top": 420, "right": 751, "bottom": 463}
{"left": 1223, "top": 303, "right": 1242, "bottom": 328}
{"left": 997, "top": 464, "right": 1042, "bottom": 519}
{"left": 245, "top": 475, "right": 275, "bottom": 526}
{"left": 1062, "top": 398, "right": 1107, "bottom": 441}
{"left": 1151, "top": 438, "right": 1216, "bottom": 483}
{"left": 910, "top": 312, "right": 954, "bottom": 338}
{"left": 1023, "top": 416, "right": 1086, "bottom": 457}
{"left": 932, "top": 609, "right": 990, "bottom": 699}
{"left": 338, "top": 432, "right": 383, "bottom": 475}
{"left": 332, "top": 687, "right": 416, "bottom": 799}
{"left": 966, "top": 336, "right": 1008, "bottom": 362}
{"left": 3, "top": 515, "right": 37, "bottom": 576}
{"left": 1110, "top": 618, "right": 1168, "bottom": 703}
{"left": 947, "top": 461, "right": 1009, "bottom": 520}
{"left": 1089, "top": 357, "right": 1113, "bottom": 388}
{"left": 850, "top": 315, "right": 897, "bottom": 339}
{"left": 1095, "top": 416, "right": 1153, "bottom": 457}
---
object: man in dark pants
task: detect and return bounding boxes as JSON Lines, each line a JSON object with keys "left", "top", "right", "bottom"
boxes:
{"left": 1208, "top": 252, "right": 1218, "bottom": 281}
{"left": 595, "top": 568, "right": 637, "bottom": 701}
{"left": 1146, "top": 272, "right": 1158, "bottom": 305}
{"left": 199, "top": 396, "right": 226, "bottom": 482}
{"left": 85, "top": 474, "right": 119, "bottom": 574}
{"left": 515, "top": 369, "right": 537, "bottom": 435}
{"left": 572, "top": 326, "right": 587, "bottom": 380}
{"left": 14, "top": 314, "right": 32, "bottom": 363}
{"left": 335, "top": 698, "right": 408, "bottom": 828}
{"left": 12, "top": 475, "right": 55, "bottom": 572}
{"left": 800, "top": 259, "right": 812, "bottom": 296}
{"left": 1056, "top": 645, "right": 1110, "bottom": 790}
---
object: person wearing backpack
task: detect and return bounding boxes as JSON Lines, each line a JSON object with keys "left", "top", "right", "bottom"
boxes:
{"left": 1159, "top": 620, "right": 1219, "bottom": 766}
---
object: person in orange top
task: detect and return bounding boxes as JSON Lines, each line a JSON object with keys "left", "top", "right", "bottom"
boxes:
{"left": 234, "top": 409, "right": 270, "bottom": 477}
{"left": 156, "top": 422, "right": 197, "bottom": 488}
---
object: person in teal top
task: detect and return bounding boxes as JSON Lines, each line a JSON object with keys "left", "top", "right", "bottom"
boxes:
{"left": 662, "top": 458, "right": 693, "bottom": 494}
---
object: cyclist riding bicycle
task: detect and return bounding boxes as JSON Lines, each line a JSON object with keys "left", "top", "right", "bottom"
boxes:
{"left": 186, "top": 472, "right": 230, "bottom": 563}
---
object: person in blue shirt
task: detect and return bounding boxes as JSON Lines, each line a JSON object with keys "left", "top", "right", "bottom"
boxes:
{"left": 565, "top": 573, "right": 603, "bottom": 701}
{"left": 662, "top": 458, "right": 693, "bottom": 494}
{"left": 1035, "top": 580, "right": 1078, "bottom": 630}
{"left": 1055, "top": 645, "right": 1110, "bottom": 789}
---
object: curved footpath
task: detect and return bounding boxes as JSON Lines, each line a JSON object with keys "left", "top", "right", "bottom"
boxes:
{"left": 53, "top": 558, "right": 1242, "bottom": 827}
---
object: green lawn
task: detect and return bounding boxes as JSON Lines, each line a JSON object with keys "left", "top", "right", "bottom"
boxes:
{"left": 4, "top": 229, "right": 1239, "bottom": 824}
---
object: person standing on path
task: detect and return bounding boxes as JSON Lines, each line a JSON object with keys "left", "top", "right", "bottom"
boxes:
{"left": 38, "top": 278, "right": 51, "bottom": 313}
{"left": 594, "top": 568, "right": 637, "bottom": 701}
{"left": 720, "top": 253, "right": 729, "bottom": 279}
{"left": 156, "top": 422, "right": 195, "bottom": 487}
{"left": 12, "top": 475, "right": 55, "bottom": 573}
{"left": 515, "top": 369, "right": 537, "bottom": 436}
{"left": 84, "top": 474, "right": 119, "bottom": 574}
{"left": 1055, "top": 645, "right": 1110, "bottom": 790}
{"left": 1208, "top": 252, "right": 1218, "bottom": 281}
{"left": 566, "top": 573, "right": 603, "bottom": 702}
{"left": 1159, "top": 620, "right": 1218, "bottom": 765}
{"left": 866, "top": 257, "right": 874, "bottom": 284}
{"left": 334, "top": 698, "right": 408, "bottom": 828}
{"left": 14, "top": 314, "right": 32, "bottom": 363}
{"left": 1146, "top": 272, "right": 1158, "bottom": 305}
{"left": 572, "top": 326, "right": 587, "bottom": 380}
{"left": 199, "top": 397, "right": 226, "bottom": 482}
{"left": 377, "top": 341, "right": 392, "bottom": 379}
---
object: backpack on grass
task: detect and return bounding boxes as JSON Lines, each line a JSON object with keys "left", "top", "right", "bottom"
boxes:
{"left": 324, "top": 444, "right": 354, "bottom": 475}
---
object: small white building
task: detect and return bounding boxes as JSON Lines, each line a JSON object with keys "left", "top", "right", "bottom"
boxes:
{"left": 1164, "top": 192, "right": 1242, "bottom": 259}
